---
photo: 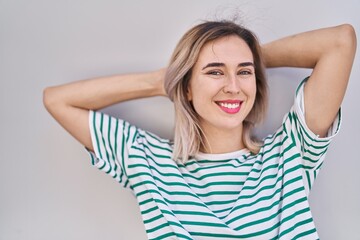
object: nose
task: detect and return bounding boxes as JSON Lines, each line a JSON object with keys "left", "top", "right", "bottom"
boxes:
{"left": 223, "top": 74, "right": 240, "bottom": 94}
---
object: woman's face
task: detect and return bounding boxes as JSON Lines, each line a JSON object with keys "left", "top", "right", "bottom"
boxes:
{"left": 188, "top": 35, "right": 256, "bottom": 136}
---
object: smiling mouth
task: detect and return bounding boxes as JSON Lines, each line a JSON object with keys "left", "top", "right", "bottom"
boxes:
{"left": 215, "top": 100, "right": 242, "bottom": 114}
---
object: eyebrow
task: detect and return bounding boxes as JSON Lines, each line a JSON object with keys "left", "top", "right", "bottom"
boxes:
{"left": 201, "top": 62, "right": 254, "bottom": 70}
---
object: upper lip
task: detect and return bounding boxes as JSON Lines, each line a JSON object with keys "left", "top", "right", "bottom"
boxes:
{"left": 215, "top": 99, "right": 242, "bottom": 104}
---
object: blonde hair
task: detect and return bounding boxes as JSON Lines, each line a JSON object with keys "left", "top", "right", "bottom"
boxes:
{"left": 164, "top": 20, "right": 268, "bottom": 163}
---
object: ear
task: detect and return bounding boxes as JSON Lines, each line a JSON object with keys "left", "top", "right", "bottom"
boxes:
{"left": 187, "top": 87, "right": 192, "bottom": 101}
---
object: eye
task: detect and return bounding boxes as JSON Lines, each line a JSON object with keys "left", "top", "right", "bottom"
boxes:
{"left": 238, "top": 70, "right": 253, "bottom": 75}
{"left": 206, "top": 70, "right": 223, "bottom": 76}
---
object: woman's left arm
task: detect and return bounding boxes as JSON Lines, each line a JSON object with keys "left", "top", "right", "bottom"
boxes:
{"left": 262, "top": 24, "right": 357, "bottom": 137}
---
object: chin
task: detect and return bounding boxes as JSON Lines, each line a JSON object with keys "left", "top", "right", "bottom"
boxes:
{"left": 217, "top": 120, "right": 244, "bottom": 131}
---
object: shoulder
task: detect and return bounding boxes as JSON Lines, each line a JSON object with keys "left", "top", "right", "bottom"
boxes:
{"left": 136, "top": 129, "right": 173, "bottom": 152}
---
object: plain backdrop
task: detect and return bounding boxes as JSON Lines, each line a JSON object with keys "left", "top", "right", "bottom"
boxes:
{"left": 1, "top": 0, "right": 359, "bottom": 239}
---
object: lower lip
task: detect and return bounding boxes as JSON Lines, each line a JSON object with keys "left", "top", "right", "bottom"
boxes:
{"left": 217, "top": 103, "right": 241, "bottom": 114}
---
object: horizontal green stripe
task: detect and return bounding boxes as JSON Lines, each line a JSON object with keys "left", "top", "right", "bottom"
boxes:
{"left": 150, "top": 231, "right": 192, "bottom": 240}
{"left": 232, "top": 197, "right": 308, "bottom": 237}
{"left": 189, "top": 232, "right": 246, "bottom": 239}
{"left": 277, "top": 211, "right": 312, "bottom": 238}
{"left": 138, "top": 192, "right": 205, "bottom": 207}
{"left": 302, "top": 155, "right": 321, "bottom": 164}
{"left": 180, "top": 220, "right": 226, "bottom": 228}
{"left": 132, "top": 145, "right": 171, "bottom": 159}
{"left": 128, "top": 168, "right": 181, "bottom": 180}
{"left": 138, "top": 132, "right": 173, "bottom": 153}
{"left": 229, "top": 182, "right": 303, "bottom": 220}
{"left": 129, "top": 153, "right": 178, "bottom": 170}
{"left": 292, "top": 226, "right": 317, "bottom": 239}
{"left": 148, "top": 232, "right": 175, "bottom": 240}
{"left": 145, "top": 219, "right": 184, "bottom": 235}
{"left": 303, "top": 146, "right": 328, "bottom": 157}
{"left": 213, "top": 206, "right": 233, "bottom": 216}
{"left": 146, "top": 222, "right": 170, "bottom": 233}
{"left": 141, "top": 206, "right": 158, "bottom": 215}
{"left": 138, "top": 198, "right": 152, "bottom": 206}
{"left": 143, "top": 214, "right": 163, "bottom": 224}
{"left": 182, "top": 171, "right": 248, "bottom": 181}
{"left": 172, "top": 210, "right": 215, "bottom": 217}
{"left": 227, "top": 181, "right": 303, "bottom": 225}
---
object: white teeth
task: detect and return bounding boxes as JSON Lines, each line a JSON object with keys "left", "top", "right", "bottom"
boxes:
{"left": 219, "top": 102, "right": 240, "bottom": 109}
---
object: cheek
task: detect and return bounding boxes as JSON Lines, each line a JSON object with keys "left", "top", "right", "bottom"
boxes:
{"left": 188, "top": 77, "right": 211, "bottom": 102}
{"left": 188, "top": 83, "right": 216, "bottom": 115}
{"left": 251, "top": 83, "right": 257, "bottom": 99}
{"left": 243, "top": 78, "right": 257, "bottom": 99}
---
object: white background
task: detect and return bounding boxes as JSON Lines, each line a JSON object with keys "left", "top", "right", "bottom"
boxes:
{"left": 1, "top": 0, "right": 359, "bottom": 239}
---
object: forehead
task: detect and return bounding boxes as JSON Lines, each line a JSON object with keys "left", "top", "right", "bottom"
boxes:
{"left": 196, "top": 35, "right": 254, "bottom": 65}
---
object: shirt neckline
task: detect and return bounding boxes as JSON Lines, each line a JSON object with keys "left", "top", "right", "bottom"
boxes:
{"left": 194, "top": 148, "right": 250, "bottom": 161}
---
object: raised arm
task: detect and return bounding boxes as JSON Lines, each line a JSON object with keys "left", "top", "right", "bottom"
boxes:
{"left": 43, "top": 69, "right": 166, "bottom": 151}
{"left": 262, "top": 24, "right": 357, "bottom": 137}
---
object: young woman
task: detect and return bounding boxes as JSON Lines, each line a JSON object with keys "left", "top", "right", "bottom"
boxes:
{"left": 43, "top": 21, "right": 356, "bottom": 239}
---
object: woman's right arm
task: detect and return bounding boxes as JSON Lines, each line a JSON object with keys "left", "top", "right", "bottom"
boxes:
{"left": 43, "top": 69, "right": 166, "bottom": 151}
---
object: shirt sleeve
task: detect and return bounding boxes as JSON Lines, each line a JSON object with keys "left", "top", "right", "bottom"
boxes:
{"left": 283, "top": 77, "right": 341, "bottom": 193}
{"left": 86, "top": 110, "right": 139, "bottom": 189}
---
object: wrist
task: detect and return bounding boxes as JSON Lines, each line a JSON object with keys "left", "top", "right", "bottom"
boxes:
{"left": 150, "top": 68, "right": 166, "bottom": 96}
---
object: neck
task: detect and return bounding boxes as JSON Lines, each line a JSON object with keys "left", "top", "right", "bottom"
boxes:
{"left": 200, "top": 124, "right": 244, "bottom": 154}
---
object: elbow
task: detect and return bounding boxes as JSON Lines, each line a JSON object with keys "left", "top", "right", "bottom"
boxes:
{"left": 43, "top": 86, "right": 60, "bottom": 114}
{"left": 336, "top": 24, "right": 357, "bottom": 52}
{"left": 43, "top": 87, "right": 53, "bottom": 112}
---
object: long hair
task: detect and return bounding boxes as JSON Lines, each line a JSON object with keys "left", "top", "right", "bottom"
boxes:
{"left": 164, "top": 20, "right": 268, "bottom": 163}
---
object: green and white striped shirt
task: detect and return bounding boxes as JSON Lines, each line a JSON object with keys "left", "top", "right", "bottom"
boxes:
{"left": 88, "top": 79, "right": 341, "bottom": 239}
